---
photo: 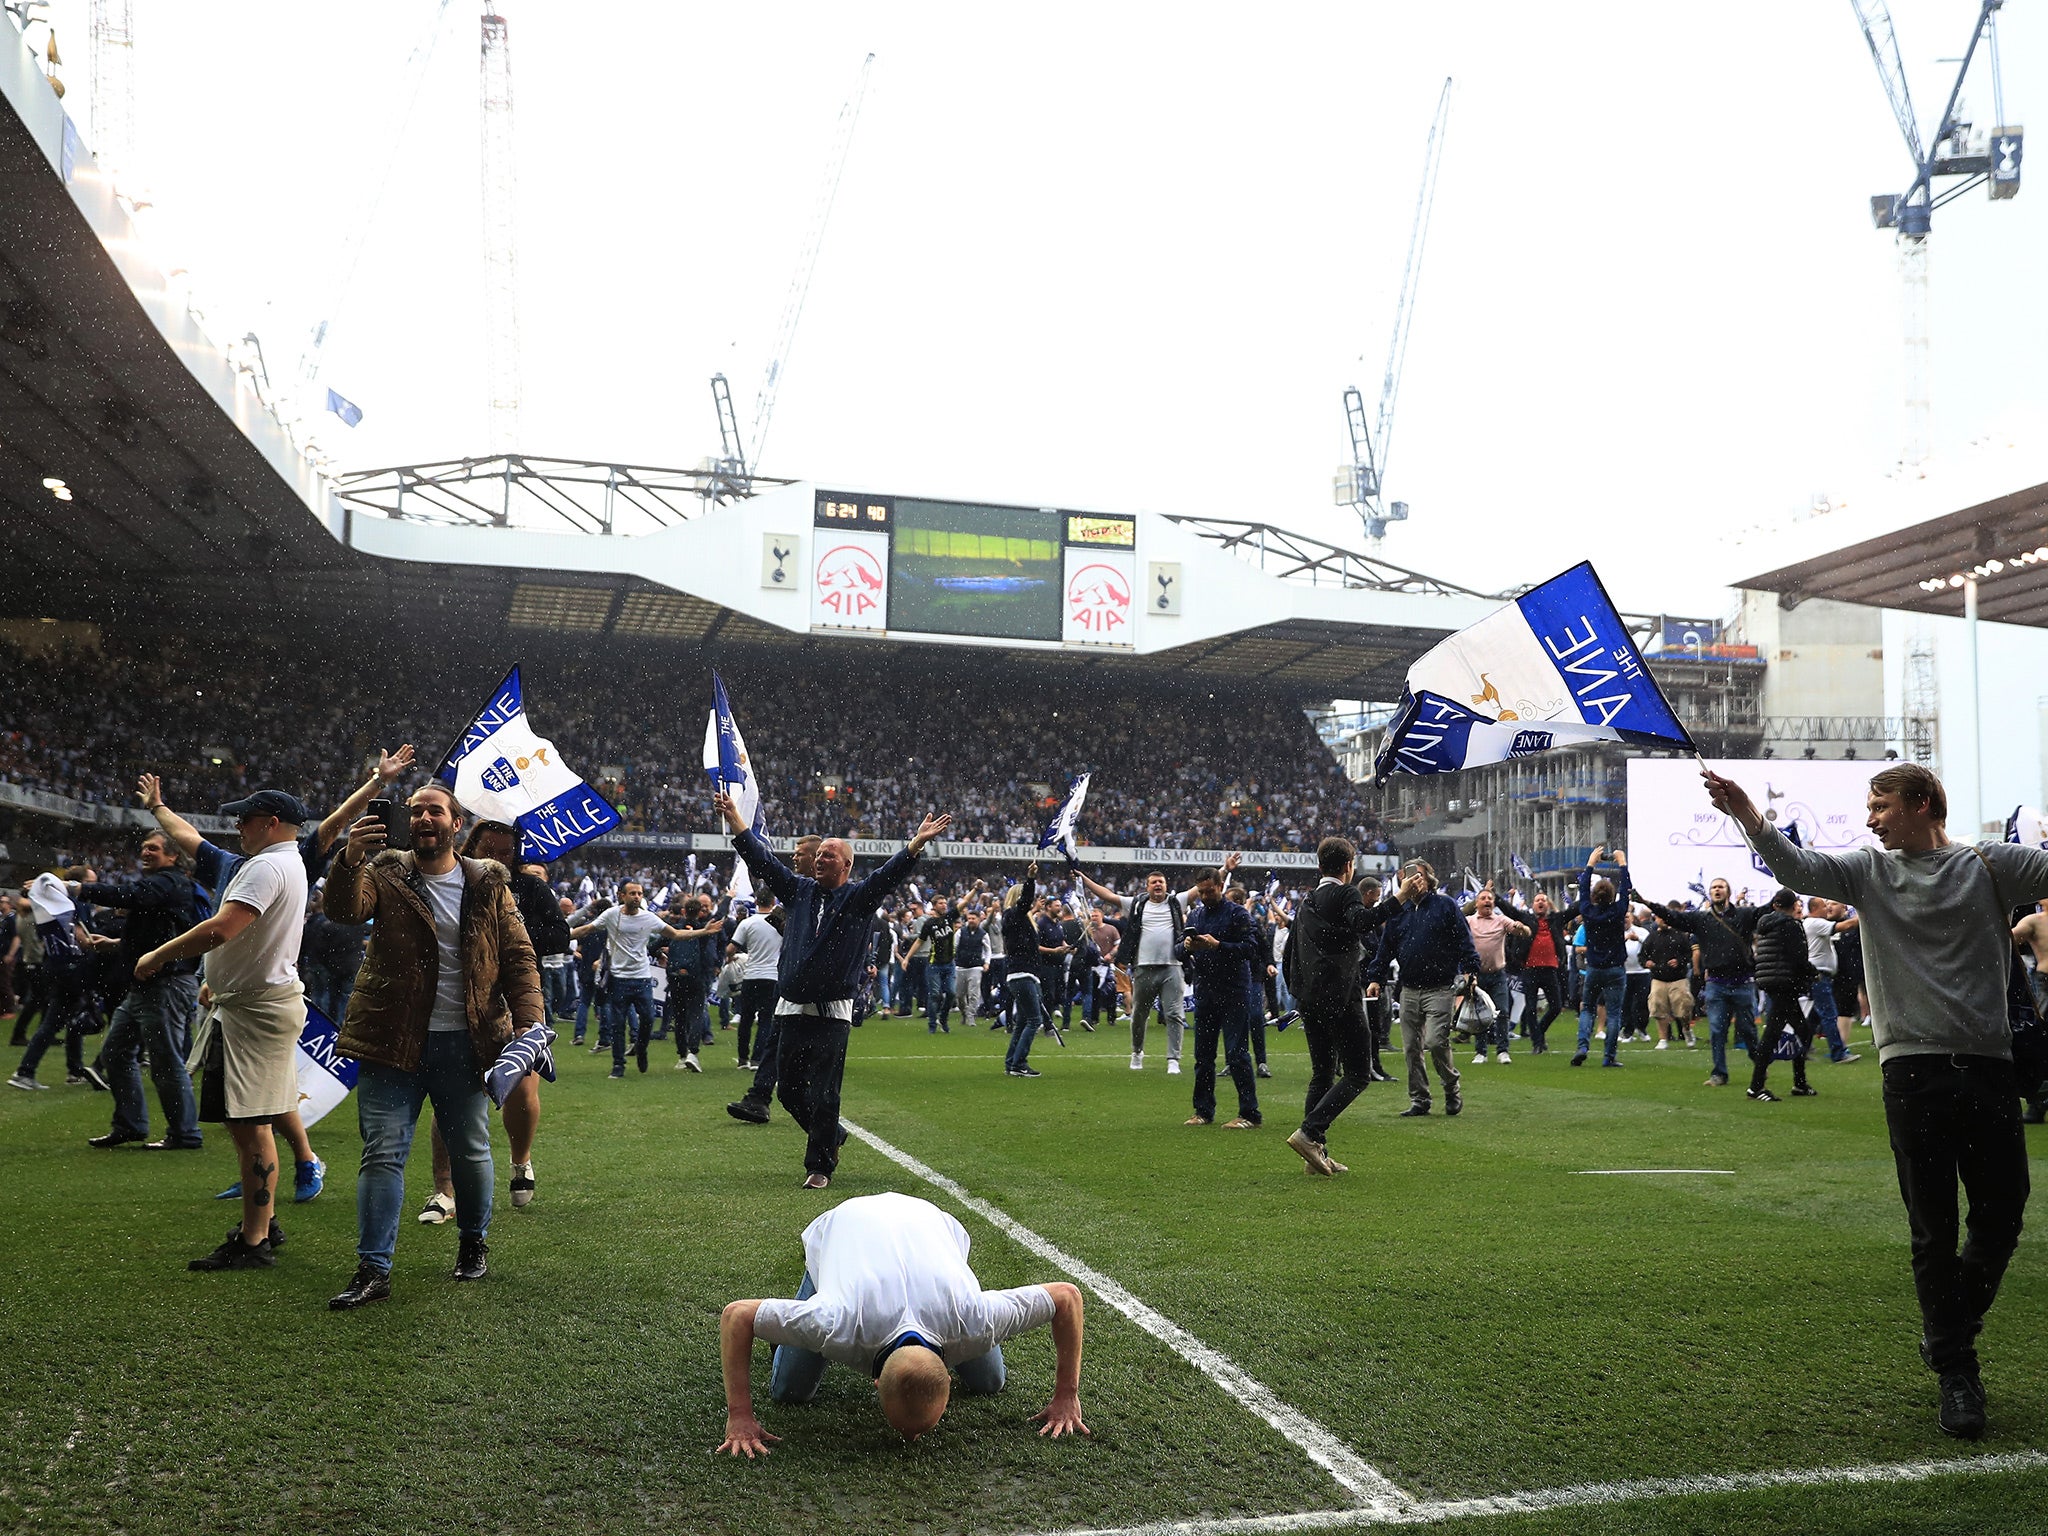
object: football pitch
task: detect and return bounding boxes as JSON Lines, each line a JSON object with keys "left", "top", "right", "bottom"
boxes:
{"left": 6, "top": 1009, "right": 2048, "bottom": 1536}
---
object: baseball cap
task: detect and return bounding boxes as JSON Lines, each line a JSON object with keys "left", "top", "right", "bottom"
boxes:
{"left": 219, "top": 789, "right": 314, "bottom": 824}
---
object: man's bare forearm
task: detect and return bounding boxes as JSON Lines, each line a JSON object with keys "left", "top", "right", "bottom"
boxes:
{"left": 721, "top": 1300, "right": 762, "bottom": 1415}
{"left": 1049, "top": 1283, "right": 1084, "bottom": 1396}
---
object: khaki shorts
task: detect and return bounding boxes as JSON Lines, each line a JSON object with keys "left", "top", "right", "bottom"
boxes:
{"left": 1648, "top": 979, "right": 1694, "bottom": 1024}
{"left": 214, "top": 981, "right": 306, "bottom": 1121}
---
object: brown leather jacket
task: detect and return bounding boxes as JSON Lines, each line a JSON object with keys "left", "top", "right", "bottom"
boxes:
{"left": 323, "top": 849, "right": 543, "bottom": 1073}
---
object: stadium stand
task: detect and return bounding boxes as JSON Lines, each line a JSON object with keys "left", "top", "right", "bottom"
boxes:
{"left": 0, "top": 635, "right": 1391, "bottom": 858}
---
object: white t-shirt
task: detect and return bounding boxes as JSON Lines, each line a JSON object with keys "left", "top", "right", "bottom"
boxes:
{"left": 1623, "top": 928, "right": 1647, "bottom": 975}
{"left": 732, "top": 913, "right": 783, "bottom": 982}
{"left": 594, "top": 906, "right": 668, "bottom": 980}
{"left": 752, "top": 1193, "right": 1056, "bottom": 1370}
{"left": 208, "top": 841, "right": 307, "bottom": 995}
{"left": 1802, "top": 916, "right": 1840, "bottom": 975}
{"left": 1134, "top": 891, "right": 1191, "bottom": 966}
{"left": 421, "top": 866, "right": 467, "bottom": 1033}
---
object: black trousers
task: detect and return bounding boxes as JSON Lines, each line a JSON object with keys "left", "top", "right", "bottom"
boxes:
{"left": 1883, "top": 1054, "right": 2029, "bottom": 1376}
{"left": 1300, "top": 996, "right": 1373, "bottom": 1142}
{"left": 775, "top": 1015, "right": 850, "bottom": 1177}
{"left": 736, "top": 978, "right": 778, "bottom": 1066}
{"left": 1751, "top": 988, "right": 1815, "bottom": 1092}
{"left": 1521, "top": 966, "right": 1566, "bottom": 1045}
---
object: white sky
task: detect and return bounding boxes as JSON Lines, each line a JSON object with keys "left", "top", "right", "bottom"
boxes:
{"left": 39, "top": 0, "right": 2044, "bottom": 622}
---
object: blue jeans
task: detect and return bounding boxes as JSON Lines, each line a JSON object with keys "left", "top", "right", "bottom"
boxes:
{"left": 1475, "top": 971, "right": 1513, "bottom": 1056}
{"left": 544, "top": 964, "right": 578, "bottom": 1023}
{"left": 770, "top": 1270, "right": 1006, "bottom": 1404}
{"left": 609, "top": 977, "right": 656, "bottom": 1073}
{"left": 1576, "top": 965, "right": 1627, "bottom": 1064}
{"left": 1004, "top": 975, "right": 1044, "bottom": 1071}
{"left": 355, "top": 1031, "right": 492, "bottom": 1271}
{"left": 1811, "top": 975, "right": 1850, "bottom": 1059}
{"left": 1701, "top": 979, "right": 1758, "bottom": 1081}
{"left": 1193, "top": 985, "right": 1260, "bottom": 1122}
{"left": 925, "top": 963, "right": 956, "bottom": 1031}
{"left": 574, "top": 959, "right": 600, "bottom": 1041}
{"left": 103, "top": 973, "right": 200, "bottom": 1145}
{"left": 16, "top": 971, "right": 86, "bottom": 1081}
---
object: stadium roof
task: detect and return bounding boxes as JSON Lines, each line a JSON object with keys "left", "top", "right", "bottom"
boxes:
{"left": 1733, "top": 464, "right": 2048, "bottom": 628}
{"left": 0, "top": 40, "right": 1614, "bottom": 704}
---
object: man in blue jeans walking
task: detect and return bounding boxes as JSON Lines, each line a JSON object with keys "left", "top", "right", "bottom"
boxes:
{"left": 1646, "top": 877, "right": 1765, "bottom": 1087}
{"left": 1569, "top": 847, "right": 1633, "bottom": 1068}
{"left": 320, "top": 781, "right": 547, "bottom": 1309}
{"left": 999, "top": 868, "right": 1064, "bottom": 1077}
{"left": 1181, "top": 869, "right": 1261, "bottom": 1127}
{"left": 572, "top": 882, "right": 708, "bottom": 1079}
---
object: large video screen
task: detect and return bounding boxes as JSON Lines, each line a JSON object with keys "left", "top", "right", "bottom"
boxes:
{"left": 888, "top": 499, "right": 1063, "bottom": 641}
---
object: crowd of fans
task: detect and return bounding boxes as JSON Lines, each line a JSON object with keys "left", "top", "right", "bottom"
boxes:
{"left": 0, "top": 636, "right": 1392, "bottom": 857}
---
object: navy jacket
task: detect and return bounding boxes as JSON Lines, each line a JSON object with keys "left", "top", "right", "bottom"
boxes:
{"left": 1369, "top": 889, "right": 1481, "bottom": 989}
{"left": 734, "top": 830, "right": 920, "bottom": 1005}
{"left": 1575, "top": 866, "right": 1634, "bottom": 969}
{"left": 77, "top": 870, "right": 203, "bottom": 976}
{"left": 1178, "top": 895, "right": 1257, "bottom": 994}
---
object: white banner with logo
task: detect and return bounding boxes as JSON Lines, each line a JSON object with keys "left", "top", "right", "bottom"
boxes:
{"left": 1062, "top": 547, "right": 1136, "bottom": 646}
{"left": 810, "top": 528, "right": 890, "bottom": 631}
{"left": 1624, "top": 757, "right": 1882, "bottom": 904}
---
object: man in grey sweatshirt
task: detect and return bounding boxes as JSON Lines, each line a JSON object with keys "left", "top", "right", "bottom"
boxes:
{"left": 1703, "top": 760, "right": 2048, "bottom": 1442}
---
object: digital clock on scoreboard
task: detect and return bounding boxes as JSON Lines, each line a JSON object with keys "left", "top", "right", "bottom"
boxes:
{"left": 814, "top": 492, "right": 893, "bottom": 529}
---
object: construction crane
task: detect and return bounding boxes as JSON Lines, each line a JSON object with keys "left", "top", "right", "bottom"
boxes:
{"left": 87, "top": 0, "right": 133, "bottom": 189}
{"left": 295, "top": 0, "right": 454, "bottom": 410}
{"left": 1851, "top": 0, "right": 2021, "bottom": 472}
{"left": 1335, "top": 76, "right": 1451, "bottom": 547}
{"left": 480, "top": 5, "right": 520, "bottom": 454}
{"left": 739, "top": 51, "right": 874, "bottom": 478}
{"left": 706, "top": 372, "right": 749, "bottom": 502}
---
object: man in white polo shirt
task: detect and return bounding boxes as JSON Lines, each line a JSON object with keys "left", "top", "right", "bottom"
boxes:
{"left": 717, "top": 1192, "right": 1087, "bottom": 1453}
{"left": 135, "top": 788, "right": 310, "bottom": 1272}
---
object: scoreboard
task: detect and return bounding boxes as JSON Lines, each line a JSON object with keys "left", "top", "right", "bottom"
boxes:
{"left": 811, "top": 491, "right": 1137, "bottom": 645}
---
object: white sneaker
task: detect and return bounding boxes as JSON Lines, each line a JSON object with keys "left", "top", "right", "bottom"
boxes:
{"left": 510, "top": 1161, "right": 536, "bottom": 1208}
{"left": 1129, "top": 1052, "right": 1143, "bottom": 1070}
{"left": 1471, "top": 1052, "right": 1486, "bottom": 1065}
{"left": 417, "top": 1191, "right": 455, "bottom": 1225}
{"left": 684, "top": 1052, "right": 702, "bottom": 1073}
{"left": 1166, "top": 1059, "right": 1182, "bottom": 1075}
{"left": 1654, "top": 1039, "right": 1669, "bottom": 1050}
{"left": 674, "top": 1058, "right": 691, "bottom": 1070}
{"left": 1594, "top": 1029, "right": 1607, "bottom": 1040}
{"left": 1498, "top": 1052, "right": 1511, "bottom": 1064}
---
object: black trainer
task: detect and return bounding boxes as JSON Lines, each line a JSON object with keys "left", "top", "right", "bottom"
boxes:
{"left": 1747, "top": 1086, "right": 1780, "bottom": 1102}
{"left": 329, "top": 1262, "right": 392, "bottom": 1310}
{"left": 1938, "top": 1371, "right": 1987, "bottom": 1440}
{"left": 265, "top": 1218, "right": 286, "bottom": 1252}
{"left": 87, "top": 1131, "right": 147, "bottom": 1149}
{"left": 1398, "top": 1104, "right": 1431, "bottom": 1117}
{"left": 188, "top": 1227, "right": 275, "bottom": 1271}
{"left": 1445, "top": 1091, "right": 1463, "bottom": 1117}
{"left": 1014, "top": 1066, "right": 1042, "bottom": 1078}
{"left": 453, "top": 1234, "right": 489, "bottom": 1282}
{"left": 726, "top": 1099, "right": 770, "bottom": 1124}
{"left": 79, "top": 1064, "right": 110, "bottom": 1092}
{"left": 1791, "top": 1084, "right": 1818, "bottom": 1097}
{"left": 1569, "top": 1050, "right": 1588, "bottom": 1067}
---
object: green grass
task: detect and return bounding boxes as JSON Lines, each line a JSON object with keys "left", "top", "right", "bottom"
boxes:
{"left": 5, "top": 1007, "right": 2048, "bottom": 1535}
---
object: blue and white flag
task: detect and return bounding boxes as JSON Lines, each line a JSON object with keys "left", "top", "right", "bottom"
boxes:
{"left": 1264, "top": 873, "right": 1281, "bottom": 902}
{"left": 324, "top": 388, "right": 363, "bottom": 427}
{"left": 436, "top": 665, "right": 621, "bottom": 863}
{"left": 484, "top": 1021, "right": 557, "bottom": 1108}
{"left": 2008, "top": 806, "right": 2048, "bottom": 849}
{"left": 1038, "top": 772, "right": 1092, "bottom": 868}
{"left": 1374, "top": 563, "right": 1694, "bottom": 785}
{"left": 294, "top": 1001, "right": 358, "bottom": 1129}
{"left": 1511, "top": 852, "right": 1534, "bottom": 882}
{"left": 704, "top": 670, "right": 769, "bottom": 902}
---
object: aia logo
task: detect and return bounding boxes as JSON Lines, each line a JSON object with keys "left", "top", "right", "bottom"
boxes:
{"left": 1067, "top": 563, "right": 1130, "bottom": 633}
{"left": 816, "top": 544, "right": 884, "bottom": 618}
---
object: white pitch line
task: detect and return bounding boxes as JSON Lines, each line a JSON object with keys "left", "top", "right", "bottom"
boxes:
{"left": 1020, "top": 1448, "right": 2048, "bottom": 1536}
{"left": 1572, "top": 1168, "right": 1735, "bottom": 1176}
{"left": 839, "top": 1119, "right": 1409, "bottom": 1514}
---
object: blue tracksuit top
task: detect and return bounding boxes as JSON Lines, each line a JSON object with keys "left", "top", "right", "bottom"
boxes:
{"left": 733, "top": 830, "right": 920, "bottom": 1004}
{"left": 1576, "top": 866, "right": 1634, "bottom": 969}
{"left": 1369, "top": 889, "right": 1481, "bottom": 988}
